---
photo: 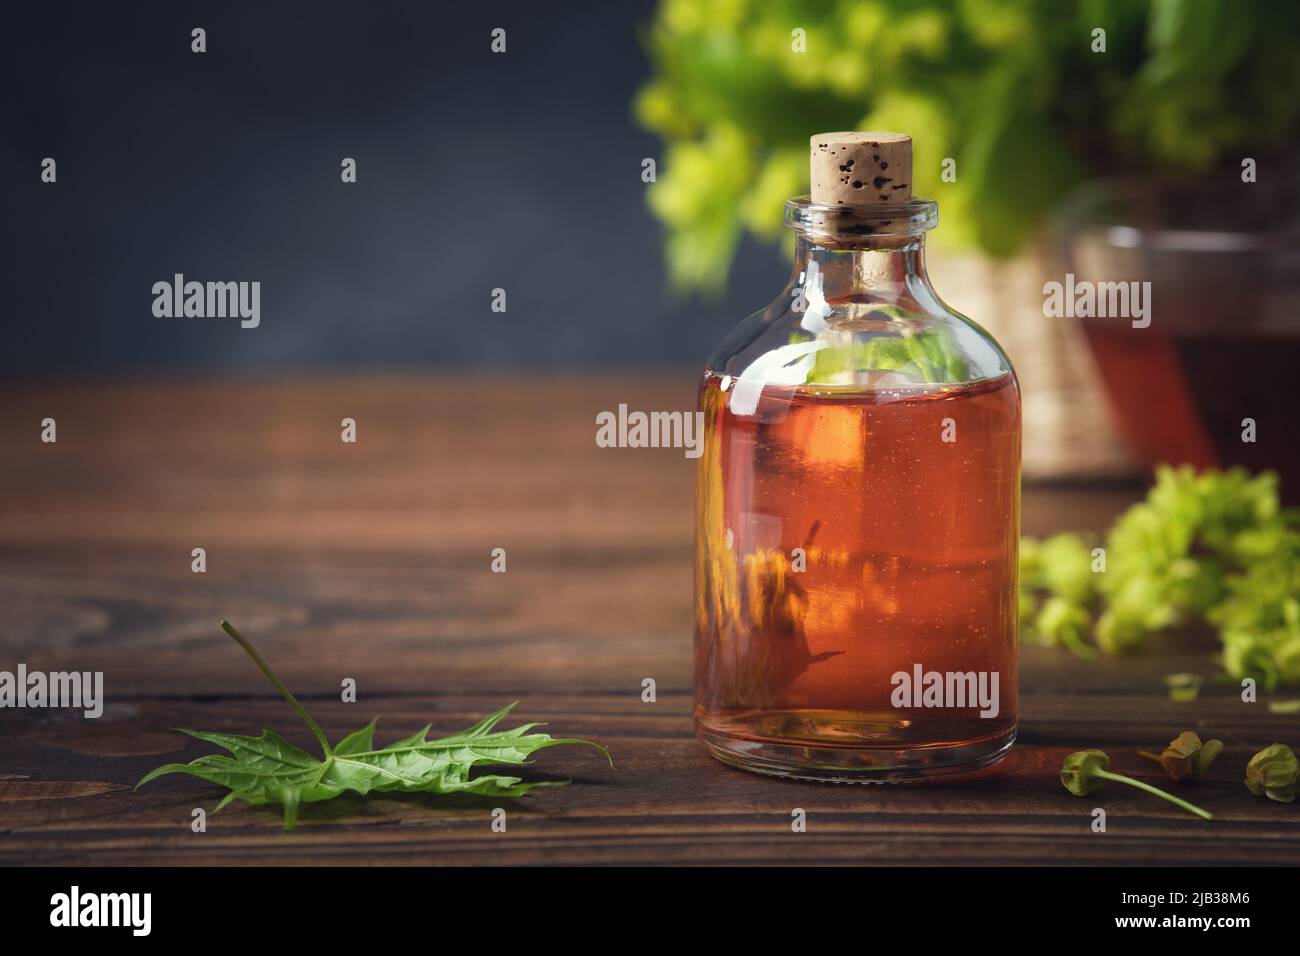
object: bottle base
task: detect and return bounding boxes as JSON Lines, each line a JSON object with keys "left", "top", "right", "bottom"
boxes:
{"left": 696, "top": 713, "right": 1016, "bottom": 783}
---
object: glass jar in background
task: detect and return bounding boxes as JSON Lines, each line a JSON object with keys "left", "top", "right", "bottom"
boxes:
{"left": 1060, "top": 175, "right": 1300, "bottom": 500}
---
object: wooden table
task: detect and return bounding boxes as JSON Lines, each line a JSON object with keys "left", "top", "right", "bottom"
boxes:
{"left": 1, "top": 376, "right": 1295, "bottom": 865}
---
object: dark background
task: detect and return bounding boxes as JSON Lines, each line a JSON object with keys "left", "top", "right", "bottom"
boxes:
{"left": 2, "top": 0, "right": 777, "bottom": 377}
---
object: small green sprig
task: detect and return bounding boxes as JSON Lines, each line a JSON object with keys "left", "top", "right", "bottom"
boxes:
{"left": 137, "top": 621, "right": 611, "bottom": 830}
{"left": 1163, "top": 673, "right": 1203, "bottom": 702}
{"left": 1060, "top": 749, "right": 1214, "bottom": 821}
{"left": 1245, "top": 744, "right": 1299, "bottom": 803}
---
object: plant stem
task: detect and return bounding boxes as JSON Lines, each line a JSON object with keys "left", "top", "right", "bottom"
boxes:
{"left": 1137, "top": 750, "right": 1163, "bottom": 763}
{"left": 220, "top": 619, "right": 333, "bottom": 757}
{"left": 1094, "top": 768, "right": 1213, "bottom": 821}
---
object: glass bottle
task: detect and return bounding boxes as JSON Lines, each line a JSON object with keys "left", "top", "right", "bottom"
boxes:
{"left": 694, "top": 132, "right": 1020, "bottom": 781}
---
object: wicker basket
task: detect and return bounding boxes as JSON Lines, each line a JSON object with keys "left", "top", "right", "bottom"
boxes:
{"left": 929, "top": 244, "right": 1137, "bottom": 480}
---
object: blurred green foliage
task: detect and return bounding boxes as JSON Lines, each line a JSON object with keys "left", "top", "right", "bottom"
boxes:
{"left": 636, "top": 0, "right": 1300, "bottom": 292}
{"left": 1021, "top": 466, "right": 1300, "bottom": 689}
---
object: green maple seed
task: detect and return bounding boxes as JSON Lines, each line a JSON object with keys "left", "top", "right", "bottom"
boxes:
{"left": 1144, "top": 731, "right": 1224, "bottom": 781}
{"left": 1060, "top": 749, "right": 1214, "bottom": 821}
{"left": 1060, "top": 749, "right": 1110, "bottom": 796}
{"left": 137, "top": 620, "right": 612, "bottom": 830}
{"left": 1245, "top": 744, "right": 1299, "bottom": 803}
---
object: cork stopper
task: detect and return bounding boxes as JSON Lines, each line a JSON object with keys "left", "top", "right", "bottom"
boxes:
{"left": 810, "top": 132, "right": 912, "bottom": 206}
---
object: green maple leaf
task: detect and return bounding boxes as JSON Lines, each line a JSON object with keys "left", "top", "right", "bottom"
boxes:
{"left": 137, "top": 621, "right": 611, "bottom": 830}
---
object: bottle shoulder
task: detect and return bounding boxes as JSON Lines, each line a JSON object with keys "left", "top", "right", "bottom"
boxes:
{"left": 705, "top": 278, "right": 1015, "bottom": 392}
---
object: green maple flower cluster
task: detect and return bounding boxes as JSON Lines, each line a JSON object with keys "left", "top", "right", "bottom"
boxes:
{"left": 636, "top": 0, "right": 1300, "bottom": 292}
{"left": 1061, "top": 736, "right": 1300, "bottom": 820}
{"left": 1021, "top": 466, "right": 1300, "bottom": 688}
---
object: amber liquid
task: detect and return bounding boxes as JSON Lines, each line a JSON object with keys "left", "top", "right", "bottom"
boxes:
{"left": 694, "top": 370, "right": 1020, "bottom": 779}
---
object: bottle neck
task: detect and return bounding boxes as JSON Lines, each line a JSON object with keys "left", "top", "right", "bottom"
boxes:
{"left": 793, "top": 234, "right": 935, "bottom": 306}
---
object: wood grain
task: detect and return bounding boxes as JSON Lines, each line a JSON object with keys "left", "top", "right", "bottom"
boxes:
{"left": 0, "top": 376, "right": 1295, "bottom": 866}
